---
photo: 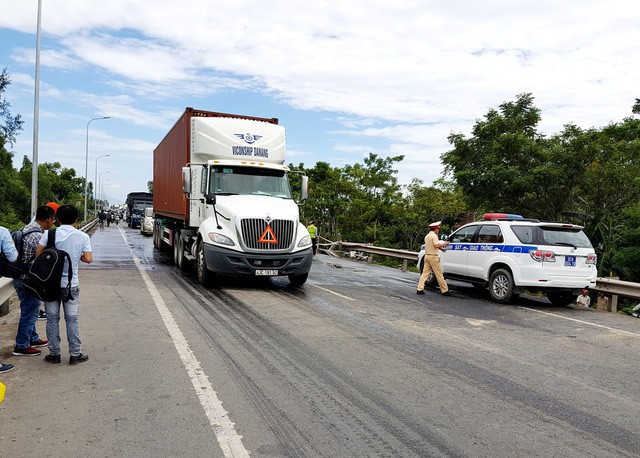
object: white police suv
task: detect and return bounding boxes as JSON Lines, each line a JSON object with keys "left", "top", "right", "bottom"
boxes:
{"left": 418, "top": 213, "right": 597, "bottom": 304}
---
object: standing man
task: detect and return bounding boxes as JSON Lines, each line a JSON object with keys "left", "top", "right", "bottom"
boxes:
{"left": 36, "top": 205, "right": 93, "bottom": 365}
{"left": 307, "top": 221, "right": 318, "bottom": 255}
{"left": 12, "top": 205, "right": 55, "bottom": 356}
{"left": 417, "top": 221, "right": 451, "bottom": 296}
{"left": 0, "top": 225, "right": 18, "bottom": 373}
{"left": 37, "top": 202, "right": 60, "bottom": 321}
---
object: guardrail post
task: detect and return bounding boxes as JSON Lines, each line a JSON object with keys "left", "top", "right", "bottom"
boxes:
{"left": 401, "top": 260, "right": 408, "bottom": 271}
{"left": 610, "top": 294, "right": 618, "bottom": 313}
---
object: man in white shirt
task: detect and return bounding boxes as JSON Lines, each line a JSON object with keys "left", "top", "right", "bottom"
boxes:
{"left": 576, "top": 289, "right": 591, "bottom": 308}
{"left": 36, "top": 205, "right": 93, "bottom": 365}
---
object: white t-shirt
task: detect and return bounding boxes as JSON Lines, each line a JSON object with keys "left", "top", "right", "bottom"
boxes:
{"left": 576, "top": 294, "right": 591, "bottom": 307}
{"left": 39, "top": 225, "right": 92, "bottom": 288}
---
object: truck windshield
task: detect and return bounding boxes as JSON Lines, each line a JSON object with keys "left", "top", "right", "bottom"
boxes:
{"left": 210, "top": 166, "right": 292, "bottom": 199}
{"left": 133, "top": 203, "right": 151, "bottom": 213}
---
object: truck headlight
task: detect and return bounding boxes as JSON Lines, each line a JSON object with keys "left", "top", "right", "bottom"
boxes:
{"left": 298, "top": 235, "right": 311, "bottom": 247}
{"left": 208, "top": 232, "right": 235, "bottom": 246}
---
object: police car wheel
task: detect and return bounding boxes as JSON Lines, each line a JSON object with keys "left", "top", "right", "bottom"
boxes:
{"left": 489, "top": 268, "right": 514, "bottom": 303}
{"left": 425, "top": 271, "right": 436, "bottom": 287}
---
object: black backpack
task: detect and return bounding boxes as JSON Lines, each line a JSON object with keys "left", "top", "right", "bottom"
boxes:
{"left": 0, "top": 227, "right": 42, "bottom": 279}
{"left": 22, "top": 228, "right": 74, "bottom": 302}
{"left": 12, "top": 227, "right": 44, "bottom": 263}
{"left": 0, "top": 252, "right": 25, "bottom": 279}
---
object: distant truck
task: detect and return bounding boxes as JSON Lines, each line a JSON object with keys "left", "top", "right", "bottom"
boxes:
{"left": 152, "top": 107, "right": 312, "bottom": 286}
{"left": 126, "top": 192, "right": 153, "bottom": 229}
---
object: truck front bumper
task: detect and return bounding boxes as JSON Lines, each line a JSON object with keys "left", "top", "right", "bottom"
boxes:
{"left": 203, "top": 244, "right": 313, "bottom": 277}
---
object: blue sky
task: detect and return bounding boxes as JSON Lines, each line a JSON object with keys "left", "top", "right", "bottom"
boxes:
{"left": 1, "top": 0, "right": 639, "bottom": 205}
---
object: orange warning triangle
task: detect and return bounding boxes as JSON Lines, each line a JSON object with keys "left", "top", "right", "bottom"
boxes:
{"left": 258, "top": 225, "right": 278, "bottom": 244}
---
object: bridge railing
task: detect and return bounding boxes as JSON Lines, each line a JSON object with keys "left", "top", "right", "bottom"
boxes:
{"left": 336, "top": 241, "right": 640, "bottom": 312}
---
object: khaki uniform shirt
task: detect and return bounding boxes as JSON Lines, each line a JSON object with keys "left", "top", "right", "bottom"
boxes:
{"left": 424, "top": 231, "right": 441, "bottom": 256}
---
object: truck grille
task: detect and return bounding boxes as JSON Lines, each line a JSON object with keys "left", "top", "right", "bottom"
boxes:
{"left": 240, "top": 219, "right": 295, "bottom": 250}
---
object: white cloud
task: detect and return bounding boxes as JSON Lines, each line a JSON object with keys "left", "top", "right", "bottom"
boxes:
{"left": 2, "top": 0, "right": 639, "bottom": 200}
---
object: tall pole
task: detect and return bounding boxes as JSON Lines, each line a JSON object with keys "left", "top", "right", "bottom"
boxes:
{"left": 83, "top": 116, "right": 111, "bottom": 221}
{"left": 98, "top": 171, "right": 110, "bottom": 210}
{"left": 30, "top": 0, "right": 43, "bottom": 217}
{"left": 94, "top": 154, "right": 110, "bottom": 216}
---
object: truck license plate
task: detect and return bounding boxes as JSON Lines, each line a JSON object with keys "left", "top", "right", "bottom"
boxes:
{"left": 564, "top": 256, "right": 576, "bottom": 267}
{"left": 255, "top": 269, "right": 279, "bottom": 276}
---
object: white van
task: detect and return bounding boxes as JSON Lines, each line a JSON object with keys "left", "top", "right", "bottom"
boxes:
{"left": 140, "top": 207, "right": 154, "bottom": 236}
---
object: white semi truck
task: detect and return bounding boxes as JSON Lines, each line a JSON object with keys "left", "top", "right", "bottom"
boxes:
{"left": 153, "top": 108, "right": 313, "bottom": 286}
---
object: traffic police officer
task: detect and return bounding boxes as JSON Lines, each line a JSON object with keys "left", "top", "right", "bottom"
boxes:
{"left": 417, "top": 221, "right": 451, "bottom": 296}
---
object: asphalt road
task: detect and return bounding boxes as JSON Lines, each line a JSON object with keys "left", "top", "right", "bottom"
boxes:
{"left": 1, "top": 223, "right": 639, "bottom": 457}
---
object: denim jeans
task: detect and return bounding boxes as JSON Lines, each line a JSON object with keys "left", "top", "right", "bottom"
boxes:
{"left": 45, "top": 286, "right": 81, "bottom": 356}
{"left": 13, "top": 278, "right": 42, "bottom": 349}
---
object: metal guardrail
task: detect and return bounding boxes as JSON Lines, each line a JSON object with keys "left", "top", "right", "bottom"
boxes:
{"left": 337, "top": 241, "right": 640, "bottom": 311}
{"left": 0, "top": 219, "right": 98, "bottom": 316}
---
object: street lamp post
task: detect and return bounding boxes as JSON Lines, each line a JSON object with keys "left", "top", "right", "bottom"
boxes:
{"left": 101, "top": 182, "right": 111, "bottom": 207}
{"left": 94, "top": 154, "right": 110, "bottom": 216}
{"left": 98, "top": 171, "right": 110, "bottom": 211}
{"left": 84, "top": 116, "right": 111, "bottom": 222}
{"left": 30, "top": 0, "right": 43, "bottom": 217}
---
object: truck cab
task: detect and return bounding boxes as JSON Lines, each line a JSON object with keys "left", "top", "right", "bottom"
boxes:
{"left": 153, "top": 109, "right": 312, "bottom": 287}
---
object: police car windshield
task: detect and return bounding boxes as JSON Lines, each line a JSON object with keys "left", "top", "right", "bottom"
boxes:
{"left": 540, "top": 227, "right": 592, "bottom": 248}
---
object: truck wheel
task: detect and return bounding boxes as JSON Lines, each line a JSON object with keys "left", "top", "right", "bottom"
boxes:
{"left": 546, "top": 292, "right": 576, "bottom": 306}
{"left": 196, "top": 240, "right": 214, "bottom": 286}
{"left": 176, "top": 235, "right": 189, "bottom": 271}
{"left": 288, "top": 273, "right": 308, "bottom": 286}
{"left": 173, "top": 232, "right": 181, "bottom": 266}
{"left": 153, "top": 226, "right": 160, "bottom": 249}
{"left": 488, "top": 268, "right": 514, "bottom": 303}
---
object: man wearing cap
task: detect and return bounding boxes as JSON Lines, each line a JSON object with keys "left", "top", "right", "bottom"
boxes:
{"left": 576, "top": 289, "right": 591, "bottom": 308}
{"left": 417, "top": 221, "right": 451, "bottom": 296}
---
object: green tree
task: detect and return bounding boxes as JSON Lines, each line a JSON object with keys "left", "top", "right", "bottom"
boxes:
{"left": 15, "top": 157, "right": 87, "bottom": 219}
{"left": 442, "top": 93, "right": 549, "bottom": 216}
{"left": 295, "top": 161, "right": 355, "bottom": 241}
{"left": 0, "top": 147, "right": 29, "bottom": 229}
{"left": 0, "top": 67, "right": 23, "bottom": 148}
{"left": 0, "top": 68, "right": 27, "bottom": 228}
{"left": 342, "top": 153, "right": 404, "bottom": 244}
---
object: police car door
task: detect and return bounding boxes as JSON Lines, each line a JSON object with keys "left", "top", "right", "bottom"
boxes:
{"left": 467, "top": 224, "right": 504, "bottom": 279}
{"left": 443, "top": 224, "right": 479, "bottom": 276}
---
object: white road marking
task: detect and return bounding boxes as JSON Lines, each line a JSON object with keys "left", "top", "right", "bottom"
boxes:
{"left": 519, "top": 305, "right": 640, "bottom": 338}
{"left": 311, "top": 284, "right": 356, "bottom": 301}
{"left": 118, "top": 227, "right": 249, "bottom": 457}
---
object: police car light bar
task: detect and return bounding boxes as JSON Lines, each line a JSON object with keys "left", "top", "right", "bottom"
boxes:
{"left": 483, "top": 213, "right": 524, "bottom": 220}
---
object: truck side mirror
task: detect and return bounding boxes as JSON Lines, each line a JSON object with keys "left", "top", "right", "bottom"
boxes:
{"left": 300, "top": 175, "right": 309, "bottom": 201}
{"left": 205, "top": 194, "right": 216, "bottom": 205}
{"left": 182, "top": 167, "right": 191, "bottom": 194}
